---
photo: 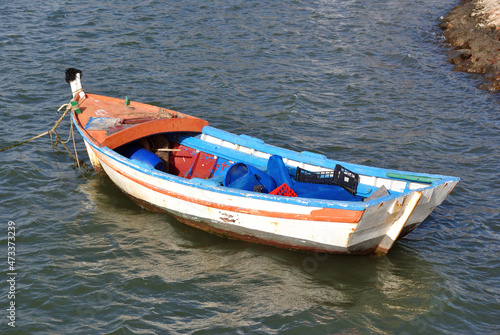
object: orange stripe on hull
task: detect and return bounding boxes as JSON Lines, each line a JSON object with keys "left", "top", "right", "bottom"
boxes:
{"left": 124, "top": 193, "right": 370, "bottom": 254}
{"left": 93, "top": 148, "right": 364, "bottom": 224}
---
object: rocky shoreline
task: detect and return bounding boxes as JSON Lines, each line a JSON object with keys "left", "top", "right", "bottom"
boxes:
{"left": 440, "top": 0, "right": 500, "bottom": 91}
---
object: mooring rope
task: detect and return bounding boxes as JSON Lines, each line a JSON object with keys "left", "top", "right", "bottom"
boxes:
{"left": 0, "top": 92, "right": 90, "bottom": 177}
{"left": 49, "top": 130, "right": 62, "bottom": 178}
{"left": 0, "top": 102, "right": 71, "bottom": 153}
{"left": 59, "top": 120, "right": 74, "bottom": 144}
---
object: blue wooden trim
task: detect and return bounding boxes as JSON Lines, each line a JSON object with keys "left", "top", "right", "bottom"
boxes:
{"left": 74, "top": 129, "right": 370, "bottom": 210}
{"left": 73, "top": 117, "right": 458, "bottom": 211}
{"left": 201, "top": 126, "right": 459, "bottom": 186}
{"left": 202, "top": 126, "right": 328, "bottom": 165}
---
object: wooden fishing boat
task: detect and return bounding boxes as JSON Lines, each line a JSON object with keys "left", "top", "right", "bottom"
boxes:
{"left": 66, "top": 68, "right": 459, "bottom": 255}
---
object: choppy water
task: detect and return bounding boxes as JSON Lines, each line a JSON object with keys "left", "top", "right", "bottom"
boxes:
{"left": 1, "top": 0, "right": 499, "bottom": 334}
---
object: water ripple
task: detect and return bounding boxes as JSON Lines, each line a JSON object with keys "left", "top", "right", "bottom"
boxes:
{"left": 1, "top": 0, "right": 499, "bottom": 333}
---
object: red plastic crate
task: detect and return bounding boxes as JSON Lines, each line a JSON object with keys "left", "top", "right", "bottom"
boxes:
{"left": 269, "top": 183, "right": 297, "bottom": 197}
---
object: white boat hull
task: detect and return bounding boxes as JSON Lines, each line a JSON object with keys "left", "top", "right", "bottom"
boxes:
{"left": 83, "top": 139, "right": 457, "bottom": 255}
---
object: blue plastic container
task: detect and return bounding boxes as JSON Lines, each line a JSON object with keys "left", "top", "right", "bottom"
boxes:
{"left": 131, "top": 149, "right": 163, "bottom": 171}
{"left": 117, "top": 144, "right": 163, "bottom": 171}
{"left": 267, "top": 155, "right": 294, "bottom": 187}
{"left": 224, "top": 163, "right": 276, "bottom": 193}
{"left": 116, "top": 144, "right": 141, "bottom": 158}
{"left": 292, "top": 182, "right": 362, "bottom": 201}
{"left": 266, "top": 155, "right": 362, "bottom": 201}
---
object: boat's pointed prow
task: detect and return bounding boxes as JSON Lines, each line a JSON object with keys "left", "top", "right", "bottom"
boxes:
{"left": 65, "top": 68, "right": 85, "bottom": 99}
{"left": 374, "top": 191, "right": 423, "bottom": 255}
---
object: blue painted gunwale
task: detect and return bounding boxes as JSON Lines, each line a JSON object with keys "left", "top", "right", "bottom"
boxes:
{"left": 200, "top": 126, "right": 456, "bottom": 184}
{"left": 74, "top": 116, "right": 459, "bottom": 211}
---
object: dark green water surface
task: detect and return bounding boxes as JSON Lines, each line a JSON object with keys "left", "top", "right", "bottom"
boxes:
{"left": 0, "top": 0, "right": 499, "bottom": 334}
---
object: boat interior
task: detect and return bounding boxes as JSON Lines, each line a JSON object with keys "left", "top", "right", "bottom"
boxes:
{"left": 75, "top": 95, "right": 440, "bottom": 204}
{"left": 112, "top": 129, "right": 400, "bottom": 202}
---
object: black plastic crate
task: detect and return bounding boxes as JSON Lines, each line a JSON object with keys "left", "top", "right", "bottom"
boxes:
{"left": 295, "top": 165, "right": 359, "bottom": 195}
{"left": 295, "top": 167, "right": 335, "bottom": 184}
{"left": 332, "top": 164, "right": 359, "bottom": 195}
